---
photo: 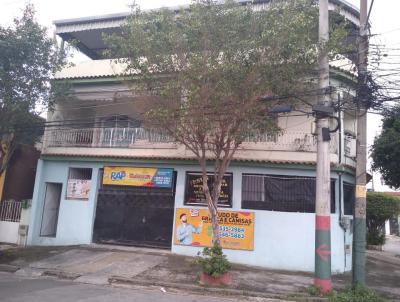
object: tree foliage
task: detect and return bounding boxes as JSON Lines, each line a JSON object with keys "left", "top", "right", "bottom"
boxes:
{"left": 106, "top": 0, "right": 349, "bottom": 245}
{"left": 371, "top": 105, "right": 400, "bottom": 189}
{"left": 366, "top": 192, "right": 400, "bottom": 245}
{"left": 0, "top": 4, "right": 65, "bottom": 169}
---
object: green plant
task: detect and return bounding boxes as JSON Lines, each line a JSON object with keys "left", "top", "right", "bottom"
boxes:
{"left": 307, "top": 285, "right": 323, "bottom": 296}
{"left": 21, "top": 199, "right": 31, "bottom": 209}
{"left": 195, "top": 245, "right": 231, "bottom": 277}
{"left": 367, "top": 193, "right": 400, "bottom": 245}
{"left": 329, "top": 284, "right": 387, "bottom": 302}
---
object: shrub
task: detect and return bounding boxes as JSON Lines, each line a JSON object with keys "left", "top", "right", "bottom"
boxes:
{"left": 367, "top": 193, "right": 400, "bottom": 245}
{"left": 195, "top": 245, "right": 231, "bottom": 277}
{"left": 329, "top": 284, "right": 387, "bottom": 302}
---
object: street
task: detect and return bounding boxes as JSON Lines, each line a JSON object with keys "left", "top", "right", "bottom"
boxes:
{"left": 0, "top": 272, "right": 282, "bottom": 302}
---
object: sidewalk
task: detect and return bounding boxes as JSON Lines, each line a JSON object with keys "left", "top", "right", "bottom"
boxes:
{"left": 0, "top": 241, "right": 399, "bottom": 301}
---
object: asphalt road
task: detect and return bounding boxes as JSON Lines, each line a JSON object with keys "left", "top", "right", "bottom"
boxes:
{"left": 0, "top": 272, "right": 282, "bottom": 302}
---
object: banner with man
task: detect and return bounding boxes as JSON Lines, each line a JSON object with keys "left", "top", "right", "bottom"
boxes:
{"left": 174, "top": 208, "right": 254, "bottom": 250}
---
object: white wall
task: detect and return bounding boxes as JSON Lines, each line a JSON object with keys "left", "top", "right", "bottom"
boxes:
{"left": 0, "top": 221, "right": 19, "bottom": 244}
{"left": 171, "top": 164, "right": 351, "bottom": 274}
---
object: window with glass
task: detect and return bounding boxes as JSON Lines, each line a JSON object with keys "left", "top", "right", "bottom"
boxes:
{"left": 242, "top": 174, "right": 336, "bottom": 213}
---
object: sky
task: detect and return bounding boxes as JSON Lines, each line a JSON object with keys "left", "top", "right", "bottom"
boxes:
{"left": 1, "top": 0, "right": 399, "bottom": 191}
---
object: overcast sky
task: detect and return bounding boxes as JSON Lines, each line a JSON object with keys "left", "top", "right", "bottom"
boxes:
{"left": 1, "top": 0, "right": 399, "bottom": 191}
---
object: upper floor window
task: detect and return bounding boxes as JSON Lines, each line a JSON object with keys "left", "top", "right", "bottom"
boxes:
{"left": 242, "top": 174, "right": 335, "bottom": 213}
{"left": 100, "top": 115, "right": 141, "bottom": 129}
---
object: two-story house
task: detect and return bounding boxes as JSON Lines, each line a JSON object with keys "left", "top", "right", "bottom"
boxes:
{"left": 27, "top": 0, "right": 360, "bottom": 273}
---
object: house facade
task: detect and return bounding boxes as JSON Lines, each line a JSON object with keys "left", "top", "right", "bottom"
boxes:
{"left": 27, "top": 0, "right": 360, "bottom": 273}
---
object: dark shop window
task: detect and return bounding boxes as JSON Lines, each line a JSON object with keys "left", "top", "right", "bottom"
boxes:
{"left": 184, "top": 172, "right": 233, "bottom": 208}
{"left": 242, "top": 174, "right": 336, "bottom": 213}
{"left": 343, "top": 182, "right": 355, "bottom": 216}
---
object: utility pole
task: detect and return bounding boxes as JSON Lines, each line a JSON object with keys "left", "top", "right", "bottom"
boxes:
{"left": 352, "top": 0, "right": 369, "bottom": 285}
{"left": 314, "top": 0, "right": 332, "bottom": 294}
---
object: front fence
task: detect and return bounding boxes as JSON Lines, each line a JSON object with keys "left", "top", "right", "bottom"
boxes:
{"left": 0, "top": 200, "right": 22, "bottom": 222}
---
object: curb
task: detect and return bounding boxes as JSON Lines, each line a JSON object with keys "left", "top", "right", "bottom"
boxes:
{"left": 109, "top": 276, "right": 328, "bottom": 302}
{"left": 367, "top": 252, "right": 400, "bottom": 267}
{"left": 0, "top": 264, "right": 20, "bottom": 273}
{"left": 42, "top": 270, "right": 81, "bottom": 280}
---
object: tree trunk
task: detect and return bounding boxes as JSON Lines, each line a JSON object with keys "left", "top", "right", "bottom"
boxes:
{"left": 199, "top": 158, "right": 221, "bottom": 247}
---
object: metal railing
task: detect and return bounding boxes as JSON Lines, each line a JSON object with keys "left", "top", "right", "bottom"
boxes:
{"left": 45, "top": 127, "right": 173, "bottom": 148}
{"left": 243, "top": 131, "right": 338, "bottom": 154}
{"left": 0, "top": 200, "right": 22, "bottom": 222}
{"left": 44, "top": 127, "right": 338, "bottom": 154}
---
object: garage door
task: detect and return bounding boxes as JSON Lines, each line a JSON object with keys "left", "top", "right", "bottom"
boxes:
{"left": 93, "top": 174, "right": 176, "bottom": 249}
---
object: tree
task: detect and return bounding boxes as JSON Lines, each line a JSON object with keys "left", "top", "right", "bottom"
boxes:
{"left": 371, "top": 105, "right": 400, "bottom": 189}
{"left": 0, "top": 4, "right": 65, "bottom": 174}
{"left": 366, "top": 192, "right": 400, "bottom": 245}
{"left": 106, "top": 0, "right": 348, "bottom": 246}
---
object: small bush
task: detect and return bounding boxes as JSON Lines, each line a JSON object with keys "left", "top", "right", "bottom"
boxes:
{"left": 195, "top": 244, "right": 231, "bottom": 277}
{"left": 367, "top": 193, "right": 400, "bottom": 245}
{"left": 329, "top": 284, "right": 387, "bottom": 302}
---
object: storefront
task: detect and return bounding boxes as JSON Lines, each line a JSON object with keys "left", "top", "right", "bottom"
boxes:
{"left": 27, "top": 158, "right": 355, "bottom": 273}
{"left": 93, "top": 167, "right": 176, "bottom": 248}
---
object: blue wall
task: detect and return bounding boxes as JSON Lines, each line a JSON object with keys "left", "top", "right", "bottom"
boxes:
{"left": 28, "top": 158, "right": 354, "bottom": 273}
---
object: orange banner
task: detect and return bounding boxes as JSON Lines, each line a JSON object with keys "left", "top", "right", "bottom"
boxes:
{"left": 174, "top": 208, "right": 254, "bottom": 250}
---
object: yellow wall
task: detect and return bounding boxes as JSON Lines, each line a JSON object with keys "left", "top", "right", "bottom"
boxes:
{"left": 0, "top": 169, "right": 6, "bottom": 201}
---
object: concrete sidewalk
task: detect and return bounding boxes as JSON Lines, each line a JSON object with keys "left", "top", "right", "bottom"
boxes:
{"left": 0, "top": 240, "right": 399, "bottom": 301}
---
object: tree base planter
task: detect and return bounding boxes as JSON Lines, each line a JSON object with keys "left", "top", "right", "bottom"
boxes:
{"left": 199, "top": 272, "right": 232, "bottom": 286}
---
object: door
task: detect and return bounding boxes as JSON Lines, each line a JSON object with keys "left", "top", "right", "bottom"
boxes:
{"left": 93, "top": 173, "right": 176, "bottom": 248}
{"left": 40, "top": 183, "right": 62, "bottom": 237}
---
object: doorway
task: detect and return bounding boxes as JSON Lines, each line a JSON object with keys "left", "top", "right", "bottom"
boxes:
{"left": 40, "top": 183, "right": 62, "bottom": 237}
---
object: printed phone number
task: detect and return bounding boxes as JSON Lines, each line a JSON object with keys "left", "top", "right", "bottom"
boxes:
{"left": 220, "top": 232, "right": 245, "bottom": 239}
{"left": 219, "top": 226, "right": 245, "bottom": 233}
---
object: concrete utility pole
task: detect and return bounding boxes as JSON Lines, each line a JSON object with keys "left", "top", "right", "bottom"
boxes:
{"left": 314, "top": 0, "right": 332, "bottom": 294}
{"left": 352, "top": 0, "right": 369, "bottom": 285}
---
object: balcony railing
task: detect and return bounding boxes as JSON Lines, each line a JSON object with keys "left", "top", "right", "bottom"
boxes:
{"left": 45, "top": 127, "right": 173, "bottom": 148}
{"left": 44, "top": 127, "right": 338, "bottom": 154}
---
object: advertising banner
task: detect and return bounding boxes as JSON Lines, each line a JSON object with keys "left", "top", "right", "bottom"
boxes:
{"left": 66, "top": 179, "right": 91, "bottom": 200}
{"left": 103, "top": 167, "right": 173, "bottom": 188}
{"left": 174, "top": 208, "right": 254, "bottom": 250}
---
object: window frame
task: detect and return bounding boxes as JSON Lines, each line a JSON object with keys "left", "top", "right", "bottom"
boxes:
{"left": 65, "top": 167, "right": 93, "bottom": 200}
{"left": 241, "top": 173, "right": 336, "bottom": 213}
{"left": 184, "top": 171, "right": 233, "bottom": 208}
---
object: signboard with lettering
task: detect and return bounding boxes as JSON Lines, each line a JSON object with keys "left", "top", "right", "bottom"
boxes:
{"left": 66, "top": 179, "right": 91, "bottom": 200}
{"left": 103, "top": 167, "right": 173, "bottom": 188}
{"left": 174, "top": 208, "right": 254, "bottom": 250}
{"left": 184, "top": 172, "right": 232, "bottom": 207}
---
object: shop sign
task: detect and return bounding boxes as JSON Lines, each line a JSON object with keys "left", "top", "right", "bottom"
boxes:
{"left": 185, "top": 172, "right": 232, "bottom": 207}
{"left": 174, "top": 208, "right": 254, "bottom": 251}
{"left": 66, "top": 179, "right": 91, "bottom": 199}
{"left": 103, "top": 167, "right": 173, "bottom": 188}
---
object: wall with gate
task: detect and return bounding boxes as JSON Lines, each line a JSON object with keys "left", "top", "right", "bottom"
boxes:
{"left": 0, "top": 200, "right": 31, "bottom": 245}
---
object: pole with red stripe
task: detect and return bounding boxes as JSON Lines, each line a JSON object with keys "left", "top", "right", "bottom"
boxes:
{"left": 314, "top": 0, "right": 332, "bottom": 294}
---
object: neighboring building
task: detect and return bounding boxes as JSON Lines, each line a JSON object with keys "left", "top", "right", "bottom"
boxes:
{"left": 0, "top": 144, "right": 40, "bottom": 204}
{"left": 27, "top": 0, "right": 360, "bottom": 273}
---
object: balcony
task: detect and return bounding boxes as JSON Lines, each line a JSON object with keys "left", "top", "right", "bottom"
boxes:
{"left": 42, "top": 126, "right": 343, "bottom": 166}
{"left": 45, "top": 127, "right": 173, "bottom": 149}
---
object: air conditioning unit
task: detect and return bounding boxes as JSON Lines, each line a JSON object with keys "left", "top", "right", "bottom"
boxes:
{"left": 344, "top": 135, "right": 356, "bottom": 158}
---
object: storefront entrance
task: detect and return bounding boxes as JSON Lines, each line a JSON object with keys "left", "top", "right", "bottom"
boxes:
{"left": 92, "top": 169, "right": 176, "bottom": 249}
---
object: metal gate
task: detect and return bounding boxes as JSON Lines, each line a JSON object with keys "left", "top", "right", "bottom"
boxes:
{"left": 93, "top": 175, "right": 176, "bottom": 248}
